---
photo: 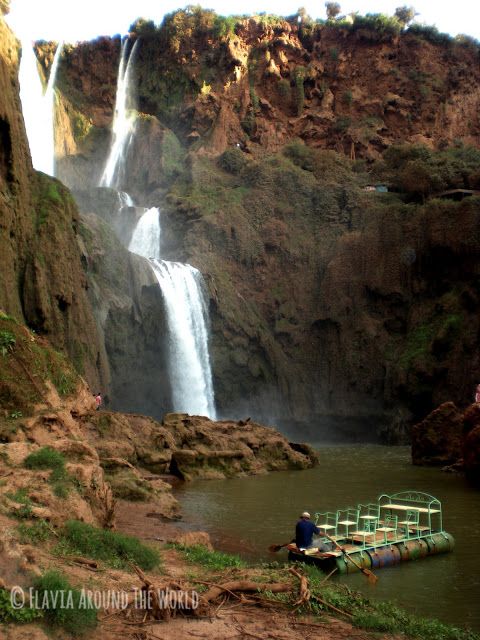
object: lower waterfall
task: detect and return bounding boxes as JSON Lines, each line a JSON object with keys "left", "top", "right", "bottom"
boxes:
{"left": 128, "top": 207, "right": 216, "bottom": 418}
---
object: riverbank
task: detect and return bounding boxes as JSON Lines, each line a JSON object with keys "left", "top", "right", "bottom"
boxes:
{"left": 2, "top": 520, "right": 478, "bottom": 640}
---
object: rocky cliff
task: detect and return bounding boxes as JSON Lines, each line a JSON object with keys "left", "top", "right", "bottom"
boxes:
{"left": 0, "top": 11, "right": 108, "bottom": 392}
{"left": 14, "top": 11, "right": 480, "bottom": 440}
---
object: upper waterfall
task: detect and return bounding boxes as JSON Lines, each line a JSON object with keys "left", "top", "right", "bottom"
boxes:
{"left": 99, "top": 39, "right": 138, "bottom": 189}
{"left": 19, "top": 40, "right": 63, "bottom": 176}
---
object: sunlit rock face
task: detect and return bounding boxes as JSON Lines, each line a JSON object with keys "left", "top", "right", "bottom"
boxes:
{"left": 29, "top": 16, "right": 480, "bottom": 440}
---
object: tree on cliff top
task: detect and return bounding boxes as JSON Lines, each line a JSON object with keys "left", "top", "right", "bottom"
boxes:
{"left": 394, "top": 6, "right": 417, "bottom": 27}
{"left": 325, "top": 2, "right": 341, "bottom": 21}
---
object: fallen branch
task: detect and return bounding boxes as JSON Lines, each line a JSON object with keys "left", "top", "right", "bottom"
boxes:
{"left": 201, "top": 580, "right": 291, "bottom": 604}
{"left": 71, "top": 556, "right": 98, "bottom": 568}
{"left": 288, "top": 567, "right": 311, "bottom": 608}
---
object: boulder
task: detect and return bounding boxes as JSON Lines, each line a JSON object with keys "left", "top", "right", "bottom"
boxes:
{"left": 464, "top": 426, "right": 480, "bottom": 486}
{"left": 411, "top": 402, "right": 463, "bottom": 466}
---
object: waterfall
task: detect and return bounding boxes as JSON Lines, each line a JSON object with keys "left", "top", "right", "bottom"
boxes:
{"left": 99, "top": 39, "right": 138, "bottom": 189}
{"left": 128, "top": 208, "right": 216, "bottom": 419}
{"left": 151, "top": 260, "right": 216, "bottom": 419}
{"left": 118, "top": 191, "right": 134, "bottom": 208}
{"left": 128, "top": 207, "right": 160, "bottom": 260}
{"left": 19, "top": 40, "right": 63, "bottom": 176}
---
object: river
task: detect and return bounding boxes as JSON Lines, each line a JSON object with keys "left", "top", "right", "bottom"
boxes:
{"left": 176, "top": 444, "right": 480, "bottom": 631}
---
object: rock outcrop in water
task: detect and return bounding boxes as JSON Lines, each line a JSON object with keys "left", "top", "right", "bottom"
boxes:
{"left": 412, "top": 401, "right": 480, "bottom": 485}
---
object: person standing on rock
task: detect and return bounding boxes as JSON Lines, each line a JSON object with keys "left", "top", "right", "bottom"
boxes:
{"left": 95, "top": 393, "right": 102, "bottom": 411}
{"left": 475, "top": 384, "right": 480, "bottom": 403}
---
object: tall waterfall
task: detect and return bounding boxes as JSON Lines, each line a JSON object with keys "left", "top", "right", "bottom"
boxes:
{"left": 19, "top": 40, "right": 63, "bottom": 176}
{"left": 99, "top": 39, "right": 138, "bottom": 189}
{"left": 128, "top": 209, "right": 216, "bottom": 419}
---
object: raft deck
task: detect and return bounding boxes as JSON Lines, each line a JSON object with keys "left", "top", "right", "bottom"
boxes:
{"left": 288, "top": 491, "right": 454, "bottom": 574}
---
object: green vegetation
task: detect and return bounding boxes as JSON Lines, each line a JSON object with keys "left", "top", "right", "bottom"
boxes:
{"left": 218, "top": 147, "right": 248, "bottom": 174}
{"left": 107, "top": 469, "right": 153, "bottom": 501}
{"left": 0, "top": 588, "right": 42, "bottom": 624}
{"left": 33, "top": 570, "right": 97, "bottom": 635}
{"left": 56, "top": 520, "right": 160, "bottom": 570}
{"left": 24, "top": 446, "right": 72, "bottom": 498}
{"left": 343, "top": 89, "right": 353, "bottom": 106}
{"left": 5, "top": 488, "right": 33, "bottom": 518}
{"left": 18, "top": 519, "right": 52, "bottom": 544}
{"left": 277, "top": 78, "right": 291, "bottom": 98}
{"left": 298, "top": 566, "right": 478, "bottom": 639}
{"left": 0, "top": 329, "right": 15, "bottom": 356}
{"left": 381, "top": 144, "right": 480, "bottom": 199}
{"left": 293, "top": 66, "right": 306, "bottom": 115}
{"left": 24, "top": 446, "right": 65, "bottom": 472}
{"left": 173, "top": 543, "right": 246, "bottom": 570}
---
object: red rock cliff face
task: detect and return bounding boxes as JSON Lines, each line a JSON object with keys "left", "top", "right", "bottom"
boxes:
{"left": 49, "top": 16, "right": 480, "bottom": 440}
{"left": 0, "top": 13, "right": 108, "bottom": 393}
{"left": 52, "top": 18, "right": 480, "bottom": 167}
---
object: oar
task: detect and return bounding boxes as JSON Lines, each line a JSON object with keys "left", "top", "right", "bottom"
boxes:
{"left": 322, "top": 532, "right": 378, "bottom": 584}
{"left": 268, "top": 541, "right": 293, "bottom": 553}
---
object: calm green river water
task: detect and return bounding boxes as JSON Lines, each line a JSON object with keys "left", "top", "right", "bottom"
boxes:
{"left": 176, "top": 445, "right": 480, "bottom": 631}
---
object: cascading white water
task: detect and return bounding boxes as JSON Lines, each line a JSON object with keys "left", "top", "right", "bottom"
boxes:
{"left": 128, "top": 208, "right": 216, "bottom": 419}
{"left": 118, "top": 191, "right": 134, "bottom": 208}
{"left": 99, "top": 39, "right": 138, "bottom": 189}
{"left": 151, "top": 260, "right": 216, "bottom": 419}
{"left": 128, "top": 207, "right": 161, "bottom": 260}
{"left": 19, "top": 40, "right": 63, "bottom": 176}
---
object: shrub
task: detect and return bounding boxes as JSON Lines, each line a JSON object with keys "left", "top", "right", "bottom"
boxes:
{"left": 33, "top": 570, "right": 97, "bottom": 635}
{"left": 407, "top": 23, "right": 451, "bottom": 46}
{"left": 283, "top": 140, "right": 315, "bottom": 171}
{"left": 0, "top": 588, "right": 42, "bottom": 623}
{"left": 24, "top": 447, "right": 72, "bottom": 498}
{"left": 218, "top": 148, "right": 248, "bottom": 174}
{"left": 0, "top": 329, "right": 16, "bottom": 356}
{"left": 294, "top": 66, "right": 306, "bottom": 115}
{"left": 24, "top": 446, "right": 65, "bottom": 472}
{"left": 277, "top": 78, "right": 291, "bottom": 97}
{"left": 59, "top": 520, "right": 160, "bottom": 571}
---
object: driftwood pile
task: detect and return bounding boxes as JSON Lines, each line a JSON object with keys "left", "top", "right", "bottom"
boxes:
{"left": 122, "top": 564, "right": 352, "bottom": 624}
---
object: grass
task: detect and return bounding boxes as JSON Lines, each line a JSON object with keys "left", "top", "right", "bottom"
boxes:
{"left": 283, "top": 566, "right": 479, "bottom": 639}
{"left": 18, "top": 519, "right": 52, "bottom": 544}
{"left": 172, "top": 543, "right": 246, "bottom": 571}
{"left": 24, "top": 446, "right": 72, "bottom": 498}
{"left": 56, "top": 520, "right": 161, "bottom": 571}
{"left": 5, "top": 488, "right": 33, "bottom": 518}
{"left": 33, "top": 570, "right": 97, "bottom": 636}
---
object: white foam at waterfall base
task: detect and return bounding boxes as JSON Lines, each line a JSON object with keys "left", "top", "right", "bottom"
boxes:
{"left": 151, "top": 259, "right": 216, "bottom": 419}
{"left": 99, "top": 39, "right": 138, "bottom": 189}
{"left": 128, "top": 207, "right": 216, "bottom": 419}
{"left": 19, "top": 40, "right": 62, "bottom": 176}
